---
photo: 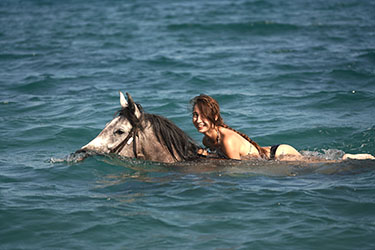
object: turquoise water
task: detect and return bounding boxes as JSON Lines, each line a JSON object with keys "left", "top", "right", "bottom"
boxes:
{"left": 1, "top": 0, "right": 375, "bottom": 249}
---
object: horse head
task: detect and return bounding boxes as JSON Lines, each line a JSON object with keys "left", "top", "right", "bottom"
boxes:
{"left": 79, "top": 92, "right": 200, "bottom": 163}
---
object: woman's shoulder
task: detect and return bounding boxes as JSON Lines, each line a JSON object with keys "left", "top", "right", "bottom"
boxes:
{"left": 219, "top": 126, "right": 252, "bottom": 150}
{"left": 218, "top": 127, "right": 246, "bottom": 159}
{"left": 219, "top": 128, "right": 245, "bottom": 151}
{"left": 219, "top": 126, "right": 243, "bottom": 141}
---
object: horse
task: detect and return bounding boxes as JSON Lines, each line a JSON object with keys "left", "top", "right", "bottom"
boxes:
{"left": 77, "top": 92, "right": 201, "bottom": 163}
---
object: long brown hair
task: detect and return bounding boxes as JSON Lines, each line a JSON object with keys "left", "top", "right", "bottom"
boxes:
{"left": 190, "top": 94, "right": 268, "bottom": 158}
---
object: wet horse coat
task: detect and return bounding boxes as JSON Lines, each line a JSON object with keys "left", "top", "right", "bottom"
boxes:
{"left": 80, "top": 92, "right": 200, "bottom": 163}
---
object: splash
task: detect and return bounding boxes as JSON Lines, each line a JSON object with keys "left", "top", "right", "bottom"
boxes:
{"left": 49, "top": 151, "right": 97, "bottom": 164}
{"left": 300, "top": 149, "right": 345, "bottom": 161}
{"left": 49, "top": 149, "right": 375, "bottom": 177}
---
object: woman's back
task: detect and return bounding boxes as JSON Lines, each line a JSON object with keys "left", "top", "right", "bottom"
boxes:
{"left": 204, "top": 126, "right": 260, "bottom": 160}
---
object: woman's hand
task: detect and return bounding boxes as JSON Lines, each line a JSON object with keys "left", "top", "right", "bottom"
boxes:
{"left": 197, "top": 148, "right": 208, "bottom": 156}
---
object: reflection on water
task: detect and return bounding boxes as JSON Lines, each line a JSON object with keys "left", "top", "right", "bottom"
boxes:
{"left": 73, "top": 151, "right": 375, "bottom": 180}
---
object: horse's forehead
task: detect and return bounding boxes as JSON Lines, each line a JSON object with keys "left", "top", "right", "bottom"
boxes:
{"left": 106, "top": 115, "right": 131, "bottom": 128}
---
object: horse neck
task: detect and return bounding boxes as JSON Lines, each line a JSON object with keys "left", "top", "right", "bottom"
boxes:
{"left": 137, "top": 122, "right": 180, "bottom": 163}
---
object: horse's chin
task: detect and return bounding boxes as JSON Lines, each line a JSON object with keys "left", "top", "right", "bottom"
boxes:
{"left": 75, "top": 149, "right": 87, "bottom": 154}
{"left": 74, "top": 148, "right": 101, "bottom": 159}
{"left": 76, "top": 147, "right": 109, "bottom": 155}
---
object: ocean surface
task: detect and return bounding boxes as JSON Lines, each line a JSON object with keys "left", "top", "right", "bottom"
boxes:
{"left": 1, "top": 0, "right": 375, "bottom": 249}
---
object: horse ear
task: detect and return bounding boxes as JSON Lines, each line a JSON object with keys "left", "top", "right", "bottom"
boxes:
{"left": 119, "top": 91, "right": 128, "bottom": 108}
{"left": 126, "top": 92, "right": 141, "bottom": 119}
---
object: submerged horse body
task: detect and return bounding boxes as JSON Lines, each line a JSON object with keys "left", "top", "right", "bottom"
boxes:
{"left": 79, "top": 92, "right": 200, "bottom": 163}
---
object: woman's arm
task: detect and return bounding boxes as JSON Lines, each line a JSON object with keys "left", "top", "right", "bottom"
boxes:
{"left": 197, "top": 136, "right": 222, "bottom": 158}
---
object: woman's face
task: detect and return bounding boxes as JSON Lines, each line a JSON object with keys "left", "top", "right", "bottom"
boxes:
{"left": 192, "top": 104, "right": 213, "bottom": 134}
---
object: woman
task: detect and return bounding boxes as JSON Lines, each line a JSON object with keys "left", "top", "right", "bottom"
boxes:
{"left": 190, "top": 94, "right": 302, "bottom": 160}
{"left": 190, "top": 94, "right": 374, "bottom": 161}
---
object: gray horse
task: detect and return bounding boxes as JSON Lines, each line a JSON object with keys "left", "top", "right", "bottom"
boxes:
{"left": 78, "top": 92, "right": 200, "bottom": 163}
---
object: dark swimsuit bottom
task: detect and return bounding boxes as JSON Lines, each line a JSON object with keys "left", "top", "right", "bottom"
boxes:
{"left": 269, "top": 144, "right": 280, "bottom": 160}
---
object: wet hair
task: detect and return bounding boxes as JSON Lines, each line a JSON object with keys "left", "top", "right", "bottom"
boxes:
{"left": 190, "top": 94, "right": 268, "bottom": 159}
{"left": 190, "top": 94, "right": 223, "bottom": 127}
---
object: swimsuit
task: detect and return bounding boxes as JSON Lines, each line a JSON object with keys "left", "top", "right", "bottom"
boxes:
{"left": 269, "top": 144, "right": 280, "bottom": 160}
{"left": 207, "top": 129, "right": 228, "bottom": 158}
{"left": 209, "top": 128, "right": 280, "bottom": 160}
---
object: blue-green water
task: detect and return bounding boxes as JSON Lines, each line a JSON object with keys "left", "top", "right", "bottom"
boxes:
{"left": 1, "top": 0, "right": 375, "bottom": 249}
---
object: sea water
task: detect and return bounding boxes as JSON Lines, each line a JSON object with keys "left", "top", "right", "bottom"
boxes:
{"left": 1, "top": 0, "right": 375, "bottom": 249}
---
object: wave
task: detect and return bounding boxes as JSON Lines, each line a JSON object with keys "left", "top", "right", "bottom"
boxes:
{"left": 328, "top": 68, "right": 374, "bottom": 79}
{"left": 357, "top": 50, "right": 375, "bottom": 63}
{"left": 167, "top": 21, "right": 300, "bottom": 35}
{"left": 0, "top": 52, "right": 37, "bottom": 60}
{"left": 10, "top": 75, "right": 57, "bottom": 93}
{"left": 143, "top": 55, "right": 195, "bottom": 68}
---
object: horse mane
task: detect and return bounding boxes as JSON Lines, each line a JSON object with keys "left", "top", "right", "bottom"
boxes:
{"left": 144, "top": 113, "right": 200, "bottom": 161}
{"left": 117, "top": 104, "right": 200, "bottom": 161}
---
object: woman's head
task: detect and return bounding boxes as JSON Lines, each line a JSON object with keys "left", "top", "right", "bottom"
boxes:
{"left": 190, "top": 94, "right": 224, "bottom": 132}
{"left": 190, "top": 94, "right": 268, "bottom": 158}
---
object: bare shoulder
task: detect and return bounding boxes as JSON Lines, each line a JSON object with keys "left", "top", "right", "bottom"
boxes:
{"left": 220, "top": 126, "right": 241, "bottom": 140}
{"left": 220, "top": 128, "right": 239, "bottom": 146}
{"left": 221, "top": 127, "right": 251, "bottom": 148}
{"left": 220, "top": 132, "right": 238, "bottom": 146}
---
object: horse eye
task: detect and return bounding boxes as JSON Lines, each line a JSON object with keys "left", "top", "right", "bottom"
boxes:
{"left": 114, "top": 129, "right": 125, "bottom": 135}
